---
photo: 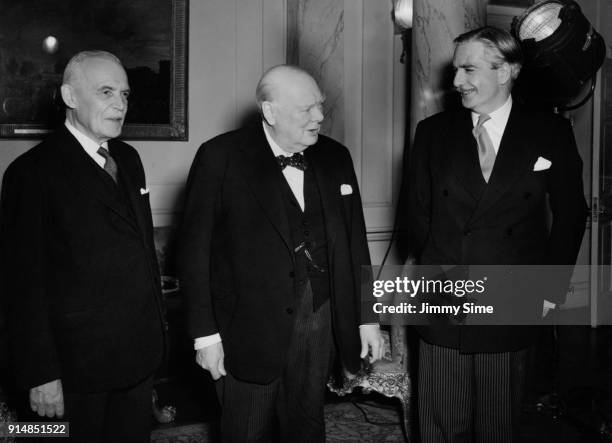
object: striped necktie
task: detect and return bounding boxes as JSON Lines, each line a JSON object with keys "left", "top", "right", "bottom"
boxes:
{"left": 473, "top": 114, "right": 495, "bottom": 183}
{"left": 97, "top": 146, "right": 119, "bottom": 184}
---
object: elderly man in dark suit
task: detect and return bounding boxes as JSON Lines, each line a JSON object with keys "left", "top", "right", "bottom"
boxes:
{"left": 177, "top": 65, "right": 383, "bottom": 442}
{"left": 0, "top": 51, "right": 164, "bottom": 442}
{"left": 405, "top": 27, "right": 588, "bottom": 442}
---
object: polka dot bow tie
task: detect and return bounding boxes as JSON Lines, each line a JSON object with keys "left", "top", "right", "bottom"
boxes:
{"left": 276, "top": 154, "right": 308, "bottom": 171}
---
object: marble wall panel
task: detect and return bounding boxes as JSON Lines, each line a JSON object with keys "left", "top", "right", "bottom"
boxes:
{"left": 287, "top": 0, "right": 344, "bottom": 142}
{"left": 411, "top": 0, "right": 486, "bottom": 137}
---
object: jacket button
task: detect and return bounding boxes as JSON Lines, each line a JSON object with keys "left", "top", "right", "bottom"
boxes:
{"left": 464, "top": 229, "right": 472, "bottom": 236}
{"left": 289, "top": 271, "right": 295, "bottom": 278}
{"left": 286, "top": 308, "right": 294, "bottom": 314}
{"left": 304, "top": 230, "right": 310, "bottom": 236}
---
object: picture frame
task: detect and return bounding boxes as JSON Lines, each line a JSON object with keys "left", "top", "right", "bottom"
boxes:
{"left": 0, "top": 0, "right": 188, "bottom": 140}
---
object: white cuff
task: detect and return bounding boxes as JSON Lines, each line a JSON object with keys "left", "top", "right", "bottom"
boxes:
{"left": 194, "top": 333, "right": 222, "bottom": 350}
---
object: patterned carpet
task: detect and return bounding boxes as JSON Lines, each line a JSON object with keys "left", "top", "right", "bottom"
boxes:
{"left": 151, "top": 423, "right": 212, "bottom": 443}
{"left": 150, "top": 397, "right": 405, "bottom": 443}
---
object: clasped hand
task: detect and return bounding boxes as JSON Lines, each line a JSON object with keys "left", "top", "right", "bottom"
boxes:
{"left": 359, "top": 324, "right": 384, "bottom": 363}
{"left": 30, "top": 379, "right": 64, "bottom": 418}
{"left": 196, "top": 342, "right": 227, "bottom": 380}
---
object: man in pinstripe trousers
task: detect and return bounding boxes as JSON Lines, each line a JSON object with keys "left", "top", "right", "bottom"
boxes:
{"left": 177, "top": 65, "right": 384, "bottom": 442}
{"left": 404, "top": 27, "right": 587, "bottom": 442}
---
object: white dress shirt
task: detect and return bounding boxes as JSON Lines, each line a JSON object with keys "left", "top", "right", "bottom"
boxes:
{"left": 64, "top": 120, "right": 109, "bottom": 166}
{"left": 263, "top": 122, "right": 306, "bottom": 211}
{"left": 470, "top": 95, "right": 512, "bottom": 154}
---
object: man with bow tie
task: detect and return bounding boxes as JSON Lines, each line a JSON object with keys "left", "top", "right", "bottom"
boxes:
{"left": 404, "top": 27, "right": 588, "bottom": 442}
{"left": 177, "top": 65, "right": 383, "bottom": 442}
{"left": 0, "top": 51, "right": 164, "bottom": 442}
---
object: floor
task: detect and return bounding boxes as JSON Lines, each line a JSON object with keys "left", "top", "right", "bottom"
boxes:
{"left": 151, "top": 326, "right": 612, "bottom": 442}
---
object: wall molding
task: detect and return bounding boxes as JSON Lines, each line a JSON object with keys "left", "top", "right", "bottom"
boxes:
{"left": 345, "top": 0, "right": 406, "bottom": 235}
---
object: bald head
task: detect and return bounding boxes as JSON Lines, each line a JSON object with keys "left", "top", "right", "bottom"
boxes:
{"left": 63, "top": 51, "right": 123, "bottom": 87}
{"left": 257, "top": 65, "right": 325, "bottom": 153}
{"left": 256, "top": 65, "right": 316, "bottom": 107}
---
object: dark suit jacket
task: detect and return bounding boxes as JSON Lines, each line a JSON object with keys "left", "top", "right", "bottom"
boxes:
{"left": 177, "top": 124, "right": 372, "bottom": 384}
{"left": 406, "top": 102, "right": 588, "bottom": 352}
{"left": 0, "top": 126, "right": 165, "bottom": 393}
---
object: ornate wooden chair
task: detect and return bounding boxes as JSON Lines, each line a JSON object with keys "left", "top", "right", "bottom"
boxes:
{"left": 327, "top": 324, "right": 412, "bottom": 442}
{"left": 328, "top": 256, "right": 415, "bottom": 441}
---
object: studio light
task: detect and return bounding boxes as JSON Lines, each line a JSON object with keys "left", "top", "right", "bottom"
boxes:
{"left": 512, "top": 0, "right": 606, "bottom": 109}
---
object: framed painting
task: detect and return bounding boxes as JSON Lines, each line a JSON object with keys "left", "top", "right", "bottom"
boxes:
{"left": 0, "top": 0, "right": 188, "bottom": 140}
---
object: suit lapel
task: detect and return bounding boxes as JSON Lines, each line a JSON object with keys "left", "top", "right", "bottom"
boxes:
{"left": 304, "top": 146, "right": 340, "bottom": 248}
{"left": 110, "top": 141, "right": 149, "bottom": 236}
{"left": 56, "top": 127, "right": 138, "bottom": 231}
{"left": 237, "top": 125, "right": 292, "bottom": 252}
{"left": 448, "top": 109, "right": 486, "bottom": 203}
{"left": 470, "top": 104, "right": 534, "bottom": 222}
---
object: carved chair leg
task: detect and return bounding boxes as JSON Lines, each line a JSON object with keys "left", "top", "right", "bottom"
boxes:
{"left": 398, "top": 395, "right": 412, "bottom": 443}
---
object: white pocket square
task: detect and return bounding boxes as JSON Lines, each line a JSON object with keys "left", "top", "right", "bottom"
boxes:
{"left": 140, "top": 187, "right": 149, "bottom": 195}
{"left": 533, "top": 156, "right": 552, "bottom": 171}
{"left": 340, "top": 184, "right": 353, "bottom": 196}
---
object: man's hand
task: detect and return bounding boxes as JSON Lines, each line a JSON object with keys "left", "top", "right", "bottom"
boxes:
{"left": 543, "top": 300, "right": 556, "bottom": 318}
{"left": 30, "top": 379, "right": 64, "bottom": 418}
{"left": 359, "top": 324, "right": 385, "bottom": 363}
{"left": 195, "top": 342, "right": 227, "bottom": 380}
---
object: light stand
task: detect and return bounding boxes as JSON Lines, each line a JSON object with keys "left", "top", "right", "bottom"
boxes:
{"left": 511, "top": 1, "right": 608, "bottom": 439}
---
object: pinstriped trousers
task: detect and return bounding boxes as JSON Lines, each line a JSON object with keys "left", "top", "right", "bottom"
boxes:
{"left": 215, "top": 282, "right": 333, "bottom": 443}
{"left": 419, "top": 340, "right": 527, "bottom": 443}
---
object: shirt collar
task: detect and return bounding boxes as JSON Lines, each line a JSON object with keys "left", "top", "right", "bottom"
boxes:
{"left": 471, "top": 95, "right": 513, "bottom": 130}
{"left": 65, "top": 120, "right": 108, "bottom": 156}
{"left": 262, "top": 121, "right": 304, "bottom": 157}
